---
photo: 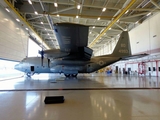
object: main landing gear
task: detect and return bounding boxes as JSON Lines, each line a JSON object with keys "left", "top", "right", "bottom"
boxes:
{"left": 64, "top": 74, "right": 78, "bottom": 77}
{"left": 26, "top": 72, "right": 34, "bottom": 77}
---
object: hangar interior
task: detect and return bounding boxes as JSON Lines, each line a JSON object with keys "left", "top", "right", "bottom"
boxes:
{"left": 0, "top": 0, "right": 160, "bottom": 120}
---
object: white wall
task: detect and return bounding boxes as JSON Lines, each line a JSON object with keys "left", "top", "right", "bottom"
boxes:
{"left": 28, "top": 38, "right": 41, "bottom": 57}
{"left": 129, "top": 12, "right": 160, "bottom": 55}
{"left": 0, "top": 5, "right": 28, "bottom": 61}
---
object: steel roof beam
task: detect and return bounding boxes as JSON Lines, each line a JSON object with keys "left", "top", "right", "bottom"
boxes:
{"left": 89, "top": 0, "right": 136, "bottom": 48}
{"left": 150, "top": 0, "right": 160, "bottom": 9}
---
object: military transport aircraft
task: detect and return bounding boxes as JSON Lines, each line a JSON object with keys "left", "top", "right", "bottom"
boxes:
{"left": 14, "top": 23, "right": 148, "bottom": 77}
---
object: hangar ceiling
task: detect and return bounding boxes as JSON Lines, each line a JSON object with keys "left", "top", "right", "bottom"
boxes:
{"left": 2, "top": 0, "right": 160, "bottom": 51}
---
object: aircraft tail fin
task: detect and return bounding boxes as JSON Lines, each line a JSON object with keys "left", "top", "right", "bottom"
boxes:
{"left": 112, "top": 31, "right": 132, "bottom": 57}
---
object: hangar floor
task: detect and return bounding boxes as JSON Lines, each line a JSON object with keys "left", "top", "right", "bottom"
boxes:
{"left": 0, "top": 73, "right": 160, "bottom": 120}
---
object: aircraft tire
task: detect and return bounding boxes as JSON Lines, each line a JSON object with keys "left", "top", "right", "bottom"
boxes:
{"left": 64, "top": 74, "right": 70, "bottom": 77}
{"left": 71, "top": 74, "right": 77, "bottom": 77}
{"left": 26, "top": 72, "right": 31, "bottom": 77}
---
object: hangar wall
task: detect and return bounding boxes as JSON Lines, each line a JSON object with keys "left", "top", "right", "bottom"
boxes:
{"left": 95, "top": 12, "right": 160, "bottom": 56}
{"left": 0, "top": 5, "right": 28, "bottom": 61}
{"left": 129, "top": 12, "right": 160, "bottom": 55}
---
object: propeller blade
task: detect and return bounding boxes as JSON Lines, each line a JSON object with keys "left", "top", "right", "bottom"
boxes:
{"left": 38, "top": 50, "right": 44, "bottom": 67}
{"left": 48, "top": 59, "right": 50, "bottom": 68}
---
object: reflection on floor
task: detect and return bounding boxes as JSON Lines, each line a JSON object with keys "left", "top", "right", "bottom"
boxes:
{"left": 0, "top": 73, "right": 160, "bottom": 90}
{"left": 0, "top": 73, "right": 160, "bottom": 120}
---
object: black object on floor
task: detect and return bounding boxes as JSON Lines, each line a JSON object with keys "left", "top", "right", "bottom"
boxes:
{"left": 44, "top": 96, "right": 64, "bottom": 104}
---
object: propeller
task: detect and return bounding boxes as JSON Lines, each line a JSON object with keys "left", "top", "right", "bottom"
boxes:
{"left": 38, "top": 50, "right": 44, "bottom": 67}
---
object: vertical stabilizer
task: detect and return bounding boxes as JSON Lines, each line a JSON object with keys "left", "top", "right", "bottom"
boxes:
{"left": 112, "top": 31, "right": 132, "bottom": 57}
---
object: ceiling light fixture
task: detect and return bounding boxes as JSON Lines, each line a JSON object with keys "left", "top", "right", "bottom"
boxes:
{"left": 93, "top": 26, "right": 95, "bottom": 28}
{"left": 34, "top": 11, "right": 38, "bottom": 15}
{"left": 147, "top": 12, "right": 151, "bottom": 16}
{"left": 28, "top": 0, "right": 32, "bottom": 4}
{"left": 125, "top": 10, "right": 129, "bottom": 14}
{"left": 117, "top": 19, "right": 119, "bottom": 22}
{"left": 77, "top": 5, "right": 81, "bottom": 9}
{"left": 57, "top": 14, "right": 59, "bottom": 17}
{"left": 45, "top": 28, "right": 46, "bottom": 30}
{"left": 48, "top": 33, "right": 49, "bottom": 35}
{"left": 5, "top": 8, "right": 10, "bottom": 12}
{"left": 109, "top": 28, "right": 111, "bottom": 30}
{"left": 16, "top": 18, "right": 20, "bottom": 22}
{"left": 4, "top": 18, "right": 8, "bottom": 21}
{"left": 26, "top": 28, "right": 28, "bottom": 30}
{"left": 97, "top": 17, "right": 100, "bottom": 20}
{"left": 102, "top": 8, "right": 106, "bottom": 12}
{"left": 135, "top": 21, "right": 139, "bottom": 24}
{"left": 40, "top": 22, "right": 43, "bottom": 24}
{"left": 76, "top": 15, "right": 79, "bottom": 18}
{"left": 54, "top": 2, "right": 58, "bottom": 7}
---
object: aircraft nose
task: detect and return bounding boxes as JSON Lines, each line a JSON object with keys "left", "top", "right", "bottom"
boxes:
{"left": 14, "top": 64, "right": 19, "bottom": 70}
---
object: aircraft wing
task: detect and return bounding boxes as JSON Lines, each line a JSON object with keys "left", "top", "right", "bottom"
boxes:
{"left": 39, "top": 49, "right": 69, "bottom": 59}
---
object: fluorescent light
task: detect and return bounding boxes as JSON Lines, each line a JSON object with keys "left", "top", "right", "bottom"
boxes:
{"left": 77, "top": 5, "right": 81, "bottom": 9}
{"left": 147, "top": 12, "right": 151, "bottom": 16}
{"left": 93, "top": 26, "right": 95, "bottom": 28}
{"left": 135, "top": 21, "right": 138, "bottom": 24}
{"left": 125, "top": 10, "right": 129, "bottom": 14}
{"left": 40, "top": 22, "right": 43, "bottom": 24}
{"left": 28, "top": 0, "right": 32, "bottom": 4}
{"left": 34, "top": 11, "right": 38, "bottom": 15}
{"left": 90, "top": 32, "right": 92, "bottom": 34}
{"left": 57, "top": 14, "right": 59, "bottom": 17}
{"left": 5, "top": 8, "right": 10, "bottom": 12}
{"left": 102, "top": 8, "right": 106, "bottom": 12}
{"left": 48, "top": 33, "right": 49, "bottom": 35}
{"left": 26, "top": 28, "right": 28, "bottom": 30}
{"left": 54, "top": 2, "right": 58, "bottom": 7}
{"left": 117, "top": 19, "right": 119, "bottom": 22}
{"left": 109, "top": 28, "right": 111, "bottom": 30}
{"left": 97, "top": 17, "right": 100, "bottom": 20}
{"left": 45, "top": 28, "right": 46, "bottom": 30}
{"left": 4, "top": 18, "right": 8, "bottom": 21}
{"left": 16, "top": 18, "right": 20, "bottom": 22}
{"left": 76, "top": 15, "right": 79, "bottom": 18}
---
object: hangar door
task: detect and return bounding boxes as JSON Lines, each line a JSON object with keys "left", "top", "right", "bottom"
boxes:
{"left": 0, "top": 5, "right": 28, "bottom": 61}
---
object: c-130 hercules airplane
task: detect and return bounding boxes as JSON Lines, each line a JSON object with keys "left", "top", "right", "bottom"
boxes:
{"left": 15, "top": 23, "right": 148, "bottom": 77}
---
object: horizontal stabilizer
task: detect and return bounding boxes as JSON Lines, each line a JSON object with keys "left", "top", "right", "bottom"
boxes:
{"left": 121, "top": 53, "right": 149, "bottom": 60}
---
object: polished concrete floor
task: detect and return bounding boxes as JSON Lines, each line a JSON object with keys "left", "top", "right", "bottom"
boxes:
{"left": 0, "top": 73, "right": 160, "bottom": 120}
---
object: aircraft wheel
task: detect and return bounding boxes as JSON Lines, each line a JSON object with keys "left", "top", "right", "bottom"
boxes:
{"left": 64, "top": 74, "right": 70, "bottom": 77}
{"left": 72, "top": 74, "right": 77, "bottom": 77}
{"left": 26, "top": 72, "right": 31, "bottom": 77}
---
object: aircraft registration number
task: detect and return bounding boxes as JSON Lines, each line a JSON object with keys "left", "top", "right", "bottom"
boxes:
{"left": 119, "top": 49, "right": 128, "bottom": 53}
